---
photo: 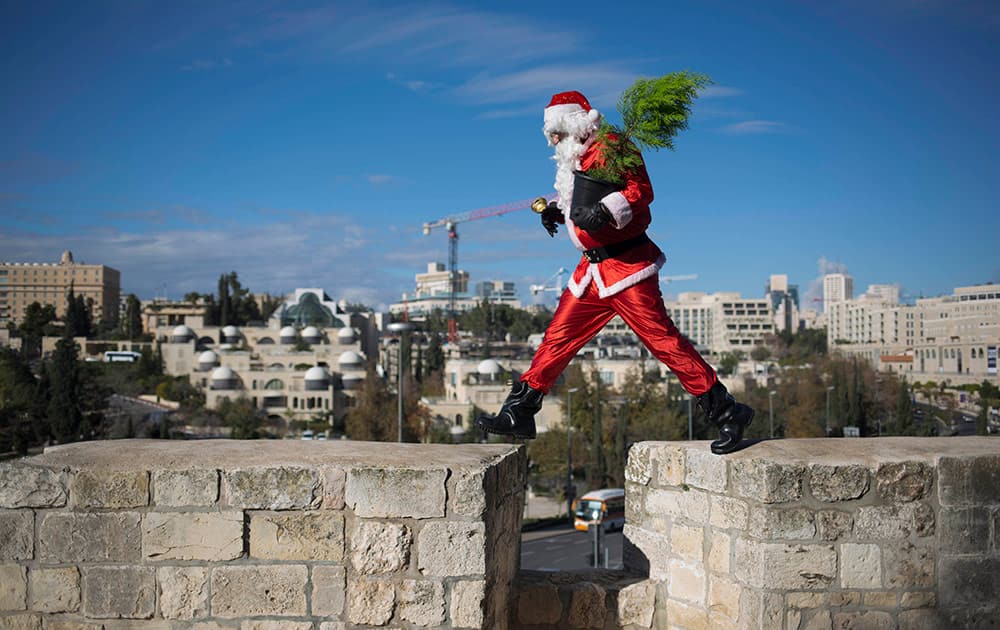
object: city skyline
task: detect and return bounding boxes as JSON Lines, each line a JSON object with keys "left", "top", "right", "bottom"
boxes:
{"left": 2, "top": 1, "right": 998, "bottom": 310}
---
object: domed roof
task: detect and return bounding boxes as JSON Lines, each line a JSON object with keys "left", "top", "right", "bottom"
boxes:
{"left": 211, "top": 366, "right": 236, "bottom": 380}
{"left": 337, "top": 327, "right": 356, "bottom": 339}
{"left": 198, "top": 350, "right": 218, "bottom": 364}
{"left": 302, "top": 326, "right": 321, "bottom": 337}
{"left": 305, "top": 366, "right": 330, "bottom": 381}
{"left": 222, "top": 325, "right": 240, "bottom": 336}
{"left": 280, "top": 326, "right": 296, "bottom": 337}
{"left": 477, "top": 359, "right": 503, "bottom": 375}
{"left": 172, "top": 325, "right": 195, "bottom": 338}
{"left": 338, "top": 351, "right": 363, "bottom": 366}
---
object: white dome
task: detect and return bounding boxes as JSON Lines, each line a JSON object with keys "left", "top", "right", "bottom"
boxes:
{"left": 338, "top": 351, "right": 363, "bottom": 366}
{"left": 211, "top": 366, "right": 235, "bottom": 380}
{"left": 198, "top": 350, "right": 218, "bottom": 364}
{"left": 172, "top": 325, "right": 194, "bottom": 338}
{"left": 280, "top": 326, "right": 296, "bottom": 337}
{"left": 304, "top": 366, "right": 330, "bottom": 381}
{"left": 222, "top": 325, "right": 240, "bottom": 336}
{"left": 302, "top": 326, "right": 321, "bottom": 337}
{"left": 477, "top": 359, "right": 503, "bottom": 375}
{"left": 337, "top": 327, "right": 356, "bottom": 339}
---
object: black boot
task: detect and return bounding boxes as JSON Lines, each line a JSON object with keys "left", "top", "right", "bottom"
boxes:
{"left": 475, "top": 380, "right": 543, "bottom": 439}
{"left": 697, "top": 381, "right": 754, "bottom": 455}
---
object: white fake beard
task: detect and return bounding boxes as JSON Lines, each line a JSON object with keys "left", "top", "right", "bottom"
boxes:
{"left": 552, "top": 136, "right": 588, "bottom": 213}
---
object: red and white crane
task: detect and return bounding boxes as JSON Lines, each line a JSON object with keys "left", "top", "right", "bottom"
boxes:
{"left": 422, "top": 194, "right": 555, "bottom": 342}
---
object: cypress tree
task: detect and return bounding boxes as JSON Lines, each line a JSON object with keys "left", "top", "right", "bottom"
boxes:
{"left": 47, "top": 329, "right": 83, "bottom": 443}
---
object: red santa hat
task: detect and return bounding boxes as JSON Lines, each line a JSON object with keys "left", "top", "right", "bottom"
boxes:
{"left": 543, "top": 90, "right": 601, "bottom": 141}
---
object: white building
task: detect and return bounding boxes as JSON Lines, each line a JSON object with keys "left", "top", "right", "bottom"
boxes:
{"left": 664, "top": 292, "right": 775, "bottom": 357}
{"left": 823, "top": 273, "right": 854, "bottom": 312}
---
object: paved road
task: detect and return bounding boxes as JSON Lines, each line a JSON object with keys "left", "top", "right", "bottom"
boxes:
{"left": 521, "top": 522, "right": 623, "bottom": 571}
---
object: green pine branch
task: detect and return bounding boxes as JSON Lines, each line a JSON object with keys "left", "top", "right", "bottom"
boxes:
{"left": 586, "top": 71, "right": 712, "bottom": 186}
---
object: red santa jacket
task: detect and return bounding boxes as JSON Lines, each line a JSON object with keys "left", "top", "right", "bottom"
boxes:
{"left": 561, "top": 137, "right": 665, "bottom": 298}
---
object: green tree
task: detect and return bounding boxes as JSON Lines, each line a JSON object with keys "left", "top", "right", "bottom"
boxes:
{"left": 217, "top": 397, "right": 266, "bottom": 439}
{"left": 121, "top": 293, "right": 143, "bottom": 340}
{"left": 345, "top": 365, "right": 396, "bottom": 441}
{"left": 978, "top": 380, "right": 999, "bottom": 436}
{"left": 0, "top": 348, "right": 46, "bottom": 453}
{"left": 46, "top": 331, "right": 84, "bottom": 443}
{"left": 18, "top": 301, "right": 57, "bottom": 358}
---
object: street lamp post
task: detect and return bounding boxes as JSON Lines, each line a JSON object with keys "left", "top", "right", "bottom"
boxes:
{"left": 826, "top": 385, "right": 835, "bottom": 436}
{"left": 387, "top": 322, "right": 415, "bottom": 443}
{"left": 768, "top": 390, "right": 776, "bottom": 438}
{"left": 687, "top": 396, "right": 693, "bottom": 441}
{"left": 566, "top": 387, "right": 579, "bottom": 520}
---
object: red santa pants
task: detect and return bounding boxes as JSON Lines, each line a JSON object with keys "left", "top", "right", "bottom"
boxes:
{"left": 521, "top": 275, "right": 718, "bottom": 396}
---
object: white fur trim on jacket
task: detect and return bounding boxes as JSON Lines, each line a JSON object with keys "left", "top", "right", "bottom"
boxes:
{"left": 566, "top": 253, "right": 667, "bottom": 299}
{"left": 600, "top": 192, "right": 632, "bottom": 229}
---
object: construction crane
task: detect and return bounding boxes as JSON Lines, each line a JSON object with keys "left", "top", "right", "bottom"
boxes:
{"left": 422, "top": 194, "right": 556, "bottom": 342}
{"left": 661, "top": 273, "right": 698, "bottom": 284}
{"left": 530, "top": 267, "right": 568, "bottom": 297}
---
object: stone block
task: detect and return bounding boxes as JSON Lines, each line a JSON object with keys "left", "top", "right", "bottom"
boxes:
{"left": 241, "top": 622, "right": 312, "bottom": 630}
{"left": 786, "top": 592, "right": 827, "bottom": 609}
{"left": 855, "top": 502, "right": 934, "bottom": 539}
{"left": 863, "top": 591, "right": 898, "bottom": 608}
{"left": 0, "top": 565, "right": 27, "bottom": 610}
{"left": 809, "top": 464, "right": 870, "bottom": 502}
{"left": 802, "top": 610, "right": 832, "bottom": 630}
{"left": 816, "top": 510, "right": 853, "bottom": 541}
{"left": 0, "top": 464, "right": 66, "bottom": 508}
{"left": 449, "top": 467, "right": 487, "bottom": 518}
{"left": 450, "top": 580, "right": 485, "bottom": 629}
{"left": 876, "top": 461, "right": 933, "bottom": 503}
{"left": 830, "top": 591, "right": 862, "bottom": 607}
{"left": 567, "top": 582, "right": 605, "bottom": 630}
{"left": 747, "top": 507, "right": 816, "bottom": 540}
{"left": 669, "top": 559, "right": 706, "bottom": 604}
{"left": 223, "top": 467, "right": 318, "bottom": 510}
{"left": 665, "top": 598, "right": 708, "bottom": 630}
{"left": 249, "top": 511, "right": 343, "bottom": 561}
{"left": 346, "top": 578, "right": 395, "bottom": 626}
{"left": 734, "top": 539, "right": 836, "bottom": 590}
{"left": 157, "top": 566, "right": 209, "bottom": 620}
{"left": 900, "top": 591, "right": 935, "bottom": 609}
{"left": 345, "top": 467, "right": 447, "bottom": 518}
{"left": 624, "top": 442, "right": 655, "bottom": 486}
{"left": 938, "top": 455, "right": 1000, "bottom": 506}
{"left": 0, "top": 512, "right": 33, "bottom": 561}
{"left": 840, "top": 543, "right": 882, "bottom": 589}
{"left": 516, "top": 583, "right": 562, "bottom": 625}
{"left": 938, "top": 556, "right": 1000, "bottom": 608}
{"left": 99, "top": 622, "right": 171, "bottom": 630}
{"left": 654, "top": 444, "right": 687, "bottom": 487}
{"left": 883, "top": 542, "right": 934, "bottom": 589}
{"left": 617, "top": 580, "right": 655, "bottom": 628}
{"left": 832, "top": 611, "right": 894, "bottom": 629}
{"left": 417, "top": 521, "right": 485, "bottom": 576}
{"left": 349, "top": 520, "right": 411, "bottom": 574}
{"left": 730, "top": 459, "right": 804, "bottom": 503}
{"left": 42, "top": 621, "right": 102, "bottom": 630}
{"left": 210, "top": 565, "right": 308, "bottom": 617}
{"left": 671, "top": 524, "right": 704, "bottom": 562}
{"left": 152, "top": 469, "right": 218, "bottom": 506}
{"left": 645, "top": 487, "right": 709, "bottom": 523}
{"left": 319, "top": 466, "right": 346, "bottom": 510}
{"left": 398, "top": 579, "right": 445, "bottom": 626}
{"left": 898, "top": 609, "right": 948, "bottom": 630}
{"left": 937, "top": 506, "right": 990, "bottom": 554}
{"left": 39, "top": 513, "right": 141, "bottom": 563}
{"left": 71, "top": 470, "right": 148, "bottom": 508}
{"left": 143, "top": 511, "right": 244, "bottom": 561}
{"left": 28, "top": 567, "right": 80, "bottom": 613}
{"left": 623, "top": 525, "right": 670, "bottom": 580}
{"left": 312, "top": 565, "right": 345, "bottom": 617}
{"left": 707, "top": 531, "right": 731, "bottom": 574}
{"left": 709, "top": 495, "right": 749, "bottom": 530}
{"left": 81, "top": 567, "right": 155, "bottom": 619}
{"left": 685, "top": 448, "right": 727, "bottom": 493}
{"left": 0, "top": 615, "right": 40, "bottom": 630}
{"left": 707, "top": 575, "right": 740, "bottom": 622}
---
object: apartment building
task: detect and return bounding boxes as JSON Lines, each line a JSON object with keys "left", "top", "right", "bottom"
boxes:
{"left": 823, "top": 273, "right": 854, "bottom": 312}
{"left": 827, "top": 283, "right": 1000, "bottom": 385}
{"left": 0, "top": 250, "right": 121, "bottom": 327}
{"left": 664, "top": 292, "right": 775, "bottom": 357}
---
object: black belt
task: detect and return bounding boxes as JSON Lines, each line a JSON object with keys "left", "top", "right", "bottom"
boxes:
{"left": 582, "top": 234, "right": 651, "bottom": 263}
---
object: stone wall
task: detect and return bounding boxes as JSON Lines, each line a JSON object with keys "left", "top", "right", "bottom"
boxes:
{"left": 616, "top": 437, "right": 1000, "bottom": 629}
{"left": 0, "top": 439, "right": 525, "bottom": 630}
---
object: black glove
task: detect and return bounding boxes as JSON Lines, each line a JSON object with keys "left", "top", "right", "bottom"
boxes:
{"left": 541, "top": 202, "right": 562, "bottom": 237}
{"left": 570, "top": 202, "right": 611, "bottom": 232}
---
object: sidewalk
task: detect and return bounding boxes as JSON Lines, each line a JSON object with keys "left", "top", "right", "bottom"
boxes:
{"left": 523, "top": 492, "right": 566, "bottom": 520}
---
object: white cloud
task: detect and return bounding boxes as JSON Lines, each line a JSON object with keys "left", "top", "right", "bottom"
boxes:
{"left": 719, "top": 120, "right": 787, "bottom": 135}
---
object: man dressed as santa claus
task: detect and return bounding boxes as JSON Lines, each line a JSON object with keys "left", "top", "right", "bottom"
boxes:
{"left": 476, "top": 90, "right": 755, "bottom": 455}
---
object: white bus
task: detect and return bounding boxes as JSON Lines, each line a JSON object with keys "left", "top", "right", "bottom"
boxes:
{"left": 103, "top": 351, "right": 142, "bottom": 363}
{"left": 572, "top": 488, "right": 626, "bottom": 532}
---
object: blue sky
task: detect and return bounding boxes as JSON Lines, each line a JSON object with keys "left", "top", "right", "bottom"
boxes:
{"left": 2, "top": 0, "right": 998, "bottom": 311}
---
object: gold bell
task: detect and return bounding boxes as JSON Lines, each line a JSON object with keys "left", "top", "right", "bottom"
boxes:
{"left": 531, "top": 197, "right": 549, "bottom": 214}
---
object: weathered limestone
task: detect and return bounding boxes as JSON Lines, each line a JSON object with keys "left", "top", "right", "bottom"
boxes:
{"left": 622, "top": 437, "right": 1000, "bottom": 629}
{"left": 3, "top": 439, "right": 523, "bottom": 629}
